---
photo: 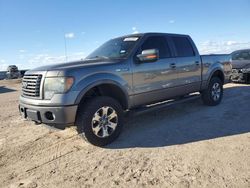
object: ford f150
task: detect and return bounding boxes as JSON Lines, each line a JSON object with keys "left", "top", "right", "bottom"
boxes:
{"left": 19, "top": 33, "right": 232, "bottom": 146}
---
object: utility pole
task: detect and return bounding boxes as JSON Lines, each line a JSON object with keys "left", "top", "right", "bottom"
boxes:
{"left": 64, "top": 33, "right": 68, "bottom": 63}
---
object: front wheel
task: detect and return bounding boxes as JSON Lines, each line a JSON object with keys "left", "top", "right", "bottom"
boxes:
{"left": 76, "top": 96, "right": 124, "bottom": 146}
{"left": 201, "top": 77, "right": 223, "bottom": 106}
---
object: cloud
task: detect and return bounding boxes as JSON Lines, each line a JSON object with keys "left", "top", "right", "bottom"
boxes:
{"left": 27, "top": 51, "right": 86, "bottom": 68}
{"left": 169, "top": 20, "right": 175, "bottom": 24}
{"left": 0, "top": 60, "right": 22, "bottom": 71}
{"left": 132, "top": 27, "right": 139, "bottom": 34}
{"left": 0, "top": 63, "right": 22, "bottom": 71}
{"left": 0, "top": 51, "right": 87, "bottom": 71}
{"left": 225, "top": 41, "right": 238, "bottom": 46}
{"left": 0, "top": 59, "right": 6, "bottom": 63}
{"left": 18, "top": 50, "right": 27, "bottom": 60}
{"left": 198, "top": 40, "right": 250, "bottom": 54}
{"left": 27, "top": 54, "right": 67, "bottom": 68}
{"left": 19, "top": 55, "right": 25, "bottom": 60}
{"left": 0, "top": 63, "right": 9, "bottom": 71}
{"left": 70, "top": 52, "right": 86, "bottom": 60}
{"left": 19, "top": 49, "right": 27, "bottom": 53}
{"left": 65, "top": 32, "right": 75, "bottom": 39}
{"left": 0, "top": 59, "right": 8, "bottom": 71}
{"left": 0, "top": 59, "right": 7, "bottom": 71}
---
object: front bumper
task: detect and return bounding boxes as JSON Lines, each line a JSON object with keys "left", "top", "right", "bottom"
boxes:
{"left": 231, "top": 69, "right": 250, "bottom": 83}
{"left": 19, "top": 102, "right": 78, "bottom": 129}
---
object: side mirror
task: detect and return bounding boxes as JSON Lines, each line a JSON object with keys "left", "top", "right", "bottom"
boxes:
{"left": 137, "top": 49, "right": 159, "bottom": 63}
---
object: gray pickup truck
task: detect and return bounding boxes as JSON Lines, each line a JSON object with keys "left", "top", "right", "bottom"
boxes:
{"left": 19, "top": 33, "right": 232, "bottom": 146}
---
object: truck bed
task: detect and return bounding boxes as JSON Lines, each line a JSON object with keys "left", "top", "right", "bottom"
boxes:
{"left": 201, "top": 54, "right": 232, "bottom": 83}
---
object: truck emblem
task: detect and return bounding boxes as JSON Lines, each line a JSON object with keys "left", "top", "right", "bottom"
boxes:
{"left": 22, "top": 82, "right": 28, "bottom": 88}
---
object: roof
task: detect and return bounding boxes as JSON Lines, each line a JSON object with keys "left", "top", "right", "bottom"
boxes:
{"left": 231, "top": 49, "right": 250, "bottom": 55}
{"left": 115, "top": 32, "right": 190, "bottom": 39}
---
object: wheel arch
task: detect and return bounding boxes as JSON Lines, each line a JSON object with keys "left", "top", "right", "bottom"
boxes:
{"left": 75, "top": 80, "right": 129, "bottom": 110}
{"left": 209, "top": 69, "right": 225, "bottom": 84}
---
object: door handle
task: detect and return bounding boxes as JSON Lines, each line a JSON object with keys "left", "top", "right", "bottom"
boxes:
{"left": 195, "top": 61, "right": 200, "bottom": 66}
{"left": 115, "top": 68, "right": 129, "bottom": 72}
{"left": 170, "top": 63, "right": 176, "bottom": 69}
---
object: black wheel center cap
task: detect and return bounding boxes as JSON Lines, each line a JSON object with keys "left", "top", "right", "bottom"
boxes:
{"left": 101, "top": 116, "right": 108, "bottom": 125}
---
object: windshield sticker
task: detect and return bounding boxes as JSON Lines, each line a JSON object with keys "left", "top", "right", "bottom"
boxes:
{"left": 120, "top": 50, "right": 126, "bottom": 54}
{"left": 124, "top": 37, "right": 139, "bottom": 42}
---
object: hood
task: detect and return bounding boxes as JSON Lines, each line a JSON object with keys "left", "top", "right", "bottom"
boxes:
{"left": 30, "top": 59, "right": 121, "bottom": 72}
{"left": 232, "top": 60, "right": 250, "bottom": 69}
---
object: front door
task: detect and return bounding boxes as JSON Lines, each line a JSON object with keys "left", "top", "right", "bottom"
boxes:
{"left": 131, "top": 35, "right": 178, "bottom": 106}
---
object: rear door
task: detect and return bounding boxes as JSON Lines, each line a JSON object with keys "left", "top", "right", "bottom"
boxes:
{"left": 170, "top": 36, "right": 202, "bottom": 93}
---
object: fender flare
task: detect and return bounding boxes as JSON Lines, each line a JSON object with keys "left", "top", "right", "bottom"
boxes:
{"left": 74, "top": 75, "right": 129, "bottom": 108}
{"left": 207, "top": 67, "right": 225, "bottom": 86}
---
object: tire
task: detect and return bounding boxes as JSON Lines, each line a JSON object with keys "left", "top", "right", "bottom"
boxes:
{"left": 245, "top": 73, "right": 250, "bottom": 84}
{"left": 76, "top": 96, "right": 124, "bottom": 146}
{"left": 201, "top": 77, "right": 223, "bottom": 106}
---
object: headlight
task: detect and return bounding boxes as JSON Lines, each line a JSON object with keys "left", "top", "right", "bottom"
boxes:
{"left": 241, "top": 68, "right": 250, "bottom": 73}
{"left": 44, "top": 77, "right": 74, "bottom": 99}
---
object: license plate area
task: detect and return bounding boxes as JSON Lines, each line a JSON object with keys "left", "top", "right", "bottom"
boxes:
{"left": 26, "top": 109, "right": 41, "bottom": 122}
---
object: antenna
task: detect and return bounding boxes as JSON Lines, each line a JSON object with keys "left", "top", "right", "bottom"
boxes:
{"left": 64, "top": 33, "right": 68, "bottom": 63}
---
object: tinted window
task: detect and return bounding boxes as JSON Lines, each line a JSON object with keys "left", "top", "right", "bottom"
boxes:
{"left": 141, "top": 36, "right": 171, "bottom": 58}
{"left": 172, "top": 37, "right": 195, "bottom": 57}
{"left": 232, "top": 51, "right": 250, "bottom": 60}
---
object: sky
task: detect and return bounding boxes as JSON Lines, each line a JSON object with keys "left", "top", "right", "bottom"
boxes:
{"left": 0, "top": 0, "right": 250, "bottom": 70}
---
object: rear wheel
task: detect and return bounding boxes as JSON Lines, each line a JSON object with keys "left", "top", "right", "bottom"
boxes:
{"left": 201, "top": 77, "right": 223, "bottom": 106}
{"left": 76, "top": 96, "right": 124, "bottom": 146}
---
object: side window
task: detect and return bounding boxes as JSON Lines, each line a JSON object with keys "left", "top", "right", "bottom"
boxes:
{"left": 232, "top": 51, "right": 250, "bottom": 60}
{"left": 172, "top": 37, "right": 195, "bottom": 57}
{"left": 141, "top": 36, "right": 171, "bottom": 58}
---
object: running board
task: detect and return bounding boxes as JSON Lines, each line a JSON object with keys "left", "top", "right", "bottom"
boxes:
{"left": 127, "top": 93, "right": 200, "bottom": 117}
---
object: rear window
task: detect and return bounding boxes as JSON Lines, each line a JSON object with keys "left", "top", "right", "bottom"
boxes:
{"left": 172, "top": 37, "right": 195, "bottom": 57}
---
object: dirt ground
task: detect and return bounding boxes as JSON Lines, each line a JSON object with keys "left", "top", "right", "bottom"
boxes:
{"left": 0, "top": 79, "right": 249, "bottom": 188}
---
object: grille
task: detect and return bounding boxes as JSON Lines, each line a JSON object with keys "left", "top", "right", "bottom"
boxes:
{"left": 22, "top": 74, "right": 42, "bottom": 97}
{"left": 232, "top": 69, "right": 242, "bottom": 74}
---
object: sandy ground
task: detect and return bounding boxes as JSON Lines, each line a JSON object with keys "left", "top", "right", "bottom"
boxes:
{"left": 0, "top": 79, "right": 249, "bottom": 188}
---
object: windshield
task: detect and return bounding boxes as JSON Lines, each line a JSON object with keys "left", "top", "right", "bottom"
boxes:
{"left": 232, "top": 51, "right": 250, "bottom": 60}
{"left": 86, "top": 36, "right": 140, "bottom": 59}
